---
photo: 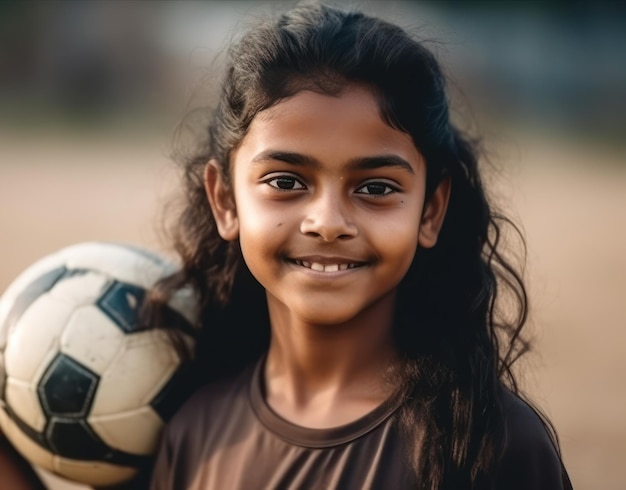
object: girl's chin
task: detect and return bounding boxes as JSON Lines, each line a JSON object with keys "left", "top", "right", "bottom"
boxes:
{"left": 270, "top": 299, "right": 388, "bottom": 330}
{"left": 284, "top": 310, "right": 360, "bottom": 328}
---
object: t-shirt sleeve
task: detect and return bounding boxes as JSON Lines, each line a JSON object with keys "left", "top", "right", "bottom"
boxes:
{"left": 149, "top": 427, "right": 174, "bottom": 490}
{"left": 493, "top": 392, "right": 573, "bottom": 490}
{"left": 148, "top": 388, "right": 202, "bottom": 490}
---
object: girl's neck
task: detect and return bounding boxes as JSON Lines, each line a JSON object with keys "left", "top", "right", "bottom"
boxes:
{"left": 263, "top": 293, "right": 399, "bottom": 428}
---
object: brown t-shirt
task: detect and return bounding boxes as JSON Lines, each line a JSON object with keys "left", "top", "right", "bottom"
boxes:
{"left": 150, "top": 359, "right": 572, "bottom": 490}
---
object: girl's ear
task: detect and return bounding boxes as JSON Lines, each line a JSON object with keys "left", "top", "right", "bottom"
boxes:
{"left": 418, "top": 176, "right": 451, "bottom": 249}
{"left": 204, "top": 160, "right": 239, "bottom": 241}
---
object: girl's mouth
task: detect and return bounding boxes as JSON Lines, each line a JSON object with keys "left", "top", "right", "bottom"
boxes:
{"left": 293, "top": 260, "right": 362, "bottom": 272}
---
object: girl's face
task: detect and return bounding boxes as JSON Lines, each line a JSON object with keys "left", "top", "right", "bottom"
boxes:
{"left": 207, "top": 85, "right": 449, "bottom": 327}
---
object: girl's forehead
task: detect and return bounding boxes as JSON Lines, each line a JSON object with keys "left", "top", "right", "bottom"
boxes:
{"left": 249, "top": 86, "right": 411, "bottom": 146}
{"left": 256, "top": 85, "right": 380, "bottom": 123}
{"left": 234, "top": 86, "right": 424, "bottom": 172}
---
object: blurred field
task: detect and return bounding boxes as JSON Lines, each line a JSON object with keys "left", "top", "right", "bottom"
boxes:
{"left": 1, "top": 127, "right": 625, "bottom": 489}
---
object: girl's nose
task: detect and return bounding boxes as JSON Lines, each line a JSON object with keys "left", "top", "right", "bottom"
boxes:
{"left": 299, "top": 192, "right": 358, "bottom": 242}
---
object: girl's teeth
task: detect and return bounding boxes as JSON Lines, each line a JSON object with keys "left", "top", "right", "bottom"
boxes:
{"left": 297, "top": 261, "right": 356, "bottom": 272}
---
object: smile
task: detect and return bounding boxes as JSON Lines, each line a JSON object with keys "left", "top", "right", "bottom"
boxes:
{"left": 293, "top": 260, "right": 363, "bottom": 272}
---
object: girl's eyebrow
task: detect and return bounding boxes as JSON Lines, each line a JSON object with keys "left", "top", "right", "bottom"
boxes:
{"left": 350, "top": 155, "right": 415, "bottom": 175}
{"left": 251, "top": 150, "right": 415, "bottom": 174}
{"left": 252, "top": 150, "right": 316, "bottom": 167}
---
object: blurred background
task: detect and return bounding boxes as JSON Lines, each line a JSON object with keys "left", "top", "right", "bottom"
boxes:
{"left": 1, "top": 1, "right": 624, "bottom": 489}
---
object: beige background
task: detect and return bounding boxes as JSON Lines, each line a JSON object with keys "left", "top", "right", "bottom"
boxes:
{"left": 1, "top": 126, "right": 625, "bottom": 489}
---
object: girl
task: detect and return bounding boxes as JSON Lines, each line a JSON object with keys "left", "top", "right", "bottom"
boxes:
{"left": 0, "top": 3, "right": 573, "bottom": 489}
{"left": 144, "top": 2, "right": 573, "bottom": 490}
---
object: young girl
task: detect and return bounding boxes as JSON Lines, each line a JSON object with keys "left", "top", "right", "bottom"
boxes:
{"left": 141, "top": 3, "right": 573, "bottom": 490}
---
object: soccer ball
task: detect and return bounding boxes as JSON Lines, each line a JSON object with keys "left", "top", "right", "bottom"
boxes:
{"left": 0, "top": 242, "right": 197, "bottom": 486}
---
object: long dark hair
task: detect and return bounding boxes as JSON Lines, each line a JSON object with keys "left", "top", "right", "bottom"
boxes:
{"left": 150, "top": 3, "right": 558, "bottom": 488}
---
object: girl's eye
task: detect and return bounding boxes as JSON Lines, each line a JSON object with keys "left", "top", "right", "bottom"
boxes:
{"left": 266, "top": 176, "right": 306, "bottom": 191}
{"left": 355, "top": 182, "right": 396, "bottom": 196}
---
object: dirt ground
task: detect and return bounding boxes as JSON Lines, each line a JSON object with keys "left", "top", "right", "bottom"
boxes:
{"left": 1, "top": 129, "right": 624, "bottom": 489}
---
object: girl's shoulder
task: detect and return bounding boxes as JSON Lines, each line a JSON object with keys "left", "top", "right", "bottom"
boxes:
{"left": 163, "top": 362, "right": 257, "bottom": 442}
{"left": 149, "top": 363, "right": 257, "bottom": 489}
{"left": 495, "top": 390, "right": 573, "bottom": 490}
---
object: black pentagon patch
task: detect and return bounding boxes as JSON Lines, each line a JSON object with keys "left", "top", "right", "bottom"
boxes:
{"left": 37, "top": 354, "right": 98, "bottom": 417}
{"left": 97, "top": 281, "right": 147, "bottom": 333}
{"left": 45, "top": 417, "right": 152, "bottom": 466}
{"left": 46, "top": 417, "right": 110, "bottom": 460}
